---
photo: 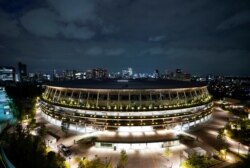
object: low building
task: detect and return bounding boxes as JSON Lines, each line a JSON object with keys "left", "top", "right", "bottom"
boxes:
{"left": 0, "top": 66, "right": 15, "bottom": 82}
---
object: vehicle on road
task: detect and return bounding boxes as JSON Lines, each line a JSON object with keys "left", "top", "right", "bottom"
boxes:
{"left": 57, "top": 144, "right": 71, "bottom": 157}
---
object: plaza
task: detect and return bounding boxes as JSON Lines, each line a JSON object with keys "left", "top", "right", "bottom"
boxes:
{"left": 36, "top": 103, "right": 244, "bottom": 168}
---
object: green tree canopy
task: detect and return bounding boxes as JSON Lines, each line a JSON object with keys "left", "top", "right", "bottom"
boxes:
{"left": 181, "top": 154, "right": 212, "bottom": 168}
{"left": 118, "top": 150, "right": 128, "bottom": 168}
{"left": 78, "top": 155, "right": 113, "bottom": 168}
{"left": 2, "top": 124, "right": 66, "bottom": 168}
{"left": 163, "top": 147, "right": 173, "bottom": 159}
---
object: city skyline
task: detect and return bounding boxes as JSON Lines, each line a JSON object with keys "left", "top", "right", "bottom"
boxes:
{"left": 0, "top": 0, "right": 250, "bottom": 75}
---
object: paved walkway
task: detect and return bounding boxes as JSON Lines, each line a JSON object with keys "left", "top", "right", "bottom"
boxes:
{"left": 35, "top": 106, "right": 240, "bottom": 168}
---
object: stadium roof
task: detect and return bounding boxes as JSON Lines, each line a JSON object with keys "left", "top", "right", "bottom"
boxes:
{"left": 45, "top": 79, "right": 207, "bottom": 90}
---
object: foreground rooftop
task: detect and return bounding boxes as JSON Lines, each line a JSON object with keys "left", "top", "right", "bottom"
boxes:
{"left": 45, "top": 79, "right": 207, "bottom": 90}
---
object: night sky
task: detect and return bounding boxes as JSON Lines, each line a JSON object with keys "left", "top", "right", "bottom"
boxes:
{"left": 0, "top": 0, "right": 250, "bottom": 75}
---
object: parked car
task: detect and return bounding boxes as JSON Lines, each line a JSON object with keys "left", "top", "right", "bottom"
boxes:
{"left": 57, "top": 144, "right": 71, "bottom": 157}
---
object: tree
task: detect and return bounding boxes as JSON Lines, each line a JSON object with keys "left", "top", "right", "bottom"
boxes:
{"left": 2, "top": 125, "right": 67, "bottom": 168}
{"left": 163, "top": 147, "right": 173, "bottom": 167}
{"left": 163, "top": 147, "right": 173, "bottom": 159}
{"left": 77, "top": 155, "right": 113, "bottom": 168}
{"left": 181, "top": 154, "right": 212, "bottom": 168}
{"left": 217, "top": 129, "right": 229, "bottom": 149}
{"left": 5, "top": 84, "right": 43, "bottom": 120}
{"left": 77, "top": 157, "right": 90, "bottom": 168}
{"left": 217, "top": 129, "right": 229, "bottom": 159}
{"left": 46, "top": 151, "right": 66, "bottom": 168}
{"left": 78, "top": 160, "right": 85, "bottom": 168}
{"left": 118, "top": 150, "right": 128, "bottom": 168}
{"left": 27, "top": 118, "right": 36, "bottom": 131}
{"left": 38, "top": 124, "right": 47, "bottom": 138}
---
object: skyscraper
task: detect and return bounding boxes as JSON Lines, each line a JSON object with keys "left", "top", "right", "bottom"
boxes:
{"left": 122, "top": 67, "right": 133, "bottom": 79}
{"left": 18, "top": 62, "right": 27, "bottom": 82}
{"left": 128, "top": 67, "right": 133, "bottom": 77}
{"left": 154, "top": 69, "right": 160, "bottom": 79}
{"left": 92, "top": 68, "right": 108, "bottom": 79}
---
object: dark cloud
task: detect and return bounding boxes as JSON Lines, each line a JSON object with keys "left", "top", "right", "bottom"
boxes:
{"left": 21, "top": 8, "right": 60, "bottom": 38}
{"left": 0, "top": 0, "right": 44, "bottom": 14}
{"left": 217, "top": 11, "right": 250, "bottom": 30}
{"left": 47, "top": 0, "right": 97, "bottom": 23}
{"left": 0, "top": 0, "right": 250, "bottom": 75}
{"left": 20, "top": 2, "right": 97, "bottom": 40}
{"left": 0, "top": 10, "right": 20, "bottom": 37}
{"left": 148, "top": 35, "right": 166, "bottom": 42}
{"left": 62, "top": 23, "right": 95, "bottom": 40}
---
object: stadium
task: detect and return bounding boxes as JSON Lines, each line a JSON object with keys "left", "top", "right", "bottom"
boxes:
{"left": 40, "top": 79, "right": 213, "bottom": 148}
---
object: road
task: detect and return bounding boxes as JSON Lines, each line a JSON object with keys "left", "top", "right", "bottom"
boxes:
{"left": 188, "top": 107, "right": 249, "bottom": 162}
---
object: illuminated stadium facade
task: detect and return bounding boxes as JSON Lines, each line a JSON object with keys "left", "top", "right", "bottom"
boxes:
{"left": 40, "top": 79, "right": 213, "bottom": 132}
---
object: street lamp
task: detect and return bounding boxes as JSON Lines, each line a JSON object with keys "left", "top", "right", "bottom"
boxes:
{"left": 238, "top": 142, "right": 240, "bottom": 155}
{"left": 179, "top": 151, "right": 182, "bottom": 167}
{"left": 105, "top": 157, "right": 108, "bottom": 167}
{"left": 248, "top": 144, "right": 250, "bottom": 156}
{"left": 68, "top": 156, "right": 71, "bottom": 168}
{"left": 220, "top": 149, "right": 227, "bottom": 160}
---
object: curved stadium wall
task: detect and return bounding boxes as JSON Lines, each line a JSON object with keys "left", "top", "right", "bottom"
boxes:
{"left": 40, "top": 79, "right": 213, "bottom": 131}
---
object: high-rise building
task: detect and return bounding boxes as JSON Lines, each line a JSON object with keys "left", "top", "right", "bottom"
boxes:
{"left": 175, "top": 69, "right": 191, "bottom": 81}
{"left": 176, "top": 69, "right": 182, "bottom": 74}
{"left": 128, "top": 67, "right": 133, "bottom": 77}
{"left": 154, "top": 69, "right": 160, "bottom": 79}
{"left": 109, "top": 72, "right": 121, "bottom": 79}
{"left": 0, "top": 66, "right": 15, "bottom": 82}
{"left": 162, "top": 69, "right": 191, "bottom": 81}
{"left": 62, "top": 70, "right": 77, "bottom": 80}
{"left": 122, "top": 67, "right": 133, "bottom": 79}
{"left": 75, "top": 72, "right": 85, "bottom": 79}
{"left": 122, "top": 69, "right": 128, "bottom": 78}
{"left": 53, "top": 69, "right": 59, "bottom": 81}
{"left": 92, "top": 68, "right": 108, "bottom": 79}
{"left": 18, "top": 62, "right": 27, "bottom": 82}
{"left": 85, "top": 70, "right": 92, "bottom": 79}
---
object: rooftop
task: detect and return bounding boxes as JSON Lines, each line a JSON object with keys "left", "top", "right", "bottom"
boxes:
{"left": 45, "top": 79, "right": 207, "bottom": 90}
